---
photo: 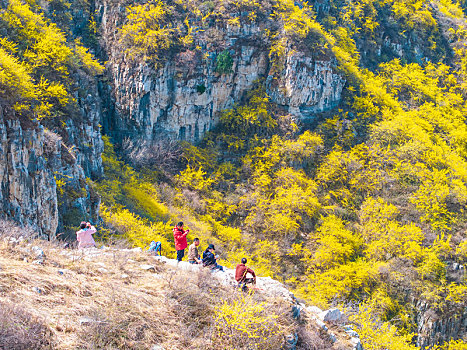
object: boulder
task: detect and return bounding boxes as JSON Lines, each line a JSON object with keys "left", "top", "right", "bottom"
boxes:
{"left": 285, "top": 333, "right": 298, "bottom": 349}
{"left": 292, "top": 304, "right": 303, "bottom": 319}
{"left": 319, "top": 308, "right": 343, "bottom": 323}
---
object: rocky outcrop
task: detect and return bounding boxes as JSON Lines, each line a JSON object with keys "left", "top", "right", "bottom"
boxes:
{"left": 0, "top": 73, "right": 104, "bottom": 239}
{"left": 49, "top": 73, "right": 105, "bottom": 237}
{"left": 0, "top": 111, "right": 58, "bottom": 238}
{"left": 103, "top": 48, "right": 344, "bottom": 143}
{"left": 415, "top": 298, "right": 467, "bottom": 348}
{"left": 96, "top": 0, "right": 345, "bottom": 144}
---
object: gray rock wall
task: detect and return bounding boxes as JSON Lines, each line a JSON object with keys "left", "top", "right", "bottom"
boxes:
{"left": 0, "top": 112, "right": 58, "bottom": 238}
{"left": 107, "top": 48, "right": 344, "bottom": 143}
{"left": 96, "top": 0, "right": 345, "bottom": 144}
{"left": 415, "top": 298, "right": 467, "bottom": 348}
{"left": 0, "top": 73, "right": 104, "bottom": 238}
{"left": 44, "top": 73, "right": 104, "bottom": 237}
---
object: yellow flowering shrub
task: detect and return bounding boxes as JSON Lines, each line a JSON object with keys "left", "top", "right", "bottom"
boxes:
{"left": 213, "top": 294, "right": 287, "bottom": 349}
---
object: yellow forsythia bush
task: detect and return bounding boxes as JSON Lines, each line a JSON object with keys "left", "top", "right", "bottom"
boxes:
{"left": 213, "top": 293, "right": 288, "bottom": 350}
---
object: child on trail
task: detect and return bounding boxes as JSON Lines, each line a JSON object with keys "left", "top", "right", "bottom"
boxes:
{"left": 188, "top": 238, "right": 202, "bottom": 264}
{"left": 76, "top": 221, "right": 97, "bottom": 249}
{"left": 235, "top": 258, "right": 256, "bottom": 291}
{"left": 173, "top": 222, "right": 189, "bottom": 262}
{"left": 202, "top": 244, "right": 224, "bottom": 271}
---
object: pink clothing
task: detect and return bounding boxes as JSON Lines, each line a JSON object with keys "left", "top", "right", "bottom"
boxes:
{"left": 76, "top": 226, "right": 96, "bottom": 248}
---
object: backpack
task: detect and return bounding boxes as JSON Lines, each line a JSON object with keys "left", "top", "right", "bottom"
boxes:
{"left": 148, "top": 241, "right": 162, "bottom": 256}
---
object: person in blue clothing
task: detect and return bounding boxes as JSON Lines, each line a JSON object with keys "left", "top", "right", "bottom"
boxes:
{"left": 202, "top": 244, "right": 223, "bottom": 271}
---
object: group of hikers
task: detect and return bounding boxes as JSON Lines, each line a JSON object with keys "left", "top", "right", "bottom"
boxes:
{"left": 75, "top": 220, "right": 257, "bottom": 290}
{"left": 173, "top": 221, "right": 257, "bottom": 289}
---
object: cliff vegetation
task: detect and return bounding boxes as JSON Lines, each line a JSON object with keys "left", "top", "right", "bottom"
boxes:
{"left": 1, "top": 0, "right": 467, "bottom": 348}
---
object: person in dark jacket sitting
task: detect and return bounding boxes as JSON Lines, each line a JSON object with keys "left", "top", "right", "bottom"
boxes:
{"left": 235, "top": 258, "right": 256, "bottom": 291}
{"left": 202, "top": 244, "right": 223, "bottom": 271}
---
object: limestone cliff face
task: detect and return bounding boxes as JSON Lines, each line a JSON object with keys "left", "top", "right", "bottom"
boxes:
{"left": 49, "top": 74, "right": 104, "bottom": 237}
{"left": 414, "top": 264, "right": 467, "bottom": 348}
{"left": 416, "top": 306, "right": 467, "bottom": 348}
{"left": 0, "top": 111, "right": 58, "bottom": 237}
{"left": 96, "top": 1, "right": 345, "bottom": 143}
{"left": 0, "top": 74, "right": 104, "bottom": 238}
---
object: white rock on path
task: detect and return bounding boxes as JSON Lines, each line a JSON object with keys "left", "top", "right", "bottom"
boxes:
{"left": 306, "top": 305, "right": 323, "bottom": 315}
{"left": 140, "top": 264, "right": 156, "bottom": 272}
{"left": 311, "top": 316, "right": 328, "bottom": 331}
{"left": 346, "top": 329, "right": 359, "bottom": 338}
{"left": 351, "top": 336, "right": 363, "bottom": 350}
{"left": 151, "top": 345, "right": 165, "bottom": 350}
{"left": 79, "top": 317, "right": 95, "bottom": 326}
{"left": 31, "top": 246, "right": 45, "bottom": 258}
{"left": 79, "top": 317, "right": 107, "bottom": 326}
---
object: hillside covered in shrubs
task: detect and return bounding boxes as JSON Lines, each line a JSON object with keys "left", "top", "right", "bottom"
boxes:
{"left": 1, "top": 0, "right": 467, "bottom": 348}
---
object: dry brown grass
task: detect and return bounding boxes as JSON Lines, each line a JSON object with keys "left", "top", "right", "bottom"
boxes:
{"left": 0, "top": 222, "right": 343, "bottom": 349}
{"left": 0, "top": 238, "right": 280, "bottom": 349}
{"left": 0, "top": 300, "right": 53, "bottom": 349}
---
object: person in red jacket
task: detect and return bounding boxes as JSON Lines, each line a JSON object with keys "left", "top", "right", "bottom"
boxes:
{"left": 173, "top": 222, "right": 189, "bottom": 262}
{"left": 235, "top": 258, "right": 256, "bottom": 291}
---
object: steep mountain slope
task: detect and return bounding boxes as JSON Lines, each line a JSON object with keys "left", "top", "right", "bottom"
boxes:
{"left": 0, "top": 0, "right": 467, "bottom": 348}
{"left": 92, "top": 0, "right": 467, "bottom": 348}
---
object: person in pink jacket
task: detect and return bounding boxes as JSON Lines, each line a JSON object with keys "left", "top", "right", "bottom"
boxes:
{"left": 76, "top": 221, "right": 97, "bottom": 248}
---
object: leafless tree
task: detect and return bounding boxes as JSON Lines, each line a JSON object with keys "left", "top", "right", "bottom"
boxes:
{"left": 122, "top": 137, "right": 184, "bottom": 174}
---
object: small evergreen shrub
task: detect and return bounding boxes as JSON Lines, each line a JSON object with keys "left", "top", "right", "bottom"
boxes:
{"left": 215, "top": 50, "right": 233, "bottom": 74}
{"left": 196, "top": 84, "right": 206, "bottom": 94}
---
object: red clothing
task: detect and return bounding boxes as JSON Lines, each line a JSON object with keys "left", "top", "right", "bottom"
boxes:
{"left": 173, "top": 226, "right": 188, "bottom": 250}
{"left": 235, "top": 263, "right": 256, "bottom": 282}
